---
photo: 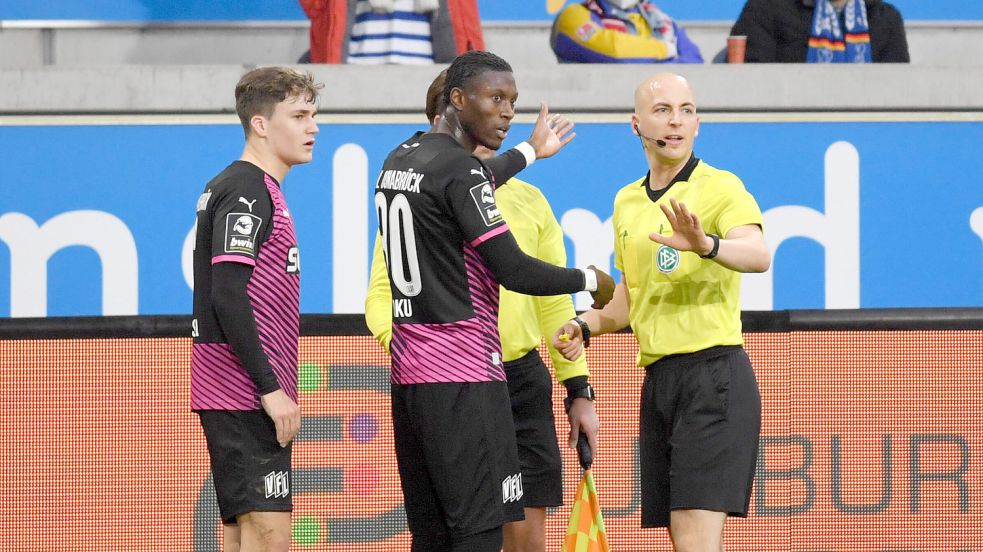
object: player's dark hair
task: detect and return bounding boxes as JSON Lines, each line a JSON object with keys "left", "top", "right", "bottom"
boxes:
{"left": 234, "top": 66, "right": 323, "bottom": 137}
{"left": 442, "top": 51, "right": 513, "bottom": 108}
{"left": 425, "top": 69, "right": 448, "bottom": 124}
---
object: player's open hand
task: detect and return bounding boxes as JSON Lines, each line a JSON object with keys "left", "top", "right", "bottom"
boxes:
{"left": 261, "top": 389, "right": 301, "bottom": 448}
{"left": 552, "top": 321, "right": 584, "bottom": 361}
{"left": 528, "top": 102, "right": 576, "bottom": 159}
{"left": 648, "top": 197, "right": 714, "bottom": 255}
{"left": 588, "top": 265, "right": 615, "bottom": 309}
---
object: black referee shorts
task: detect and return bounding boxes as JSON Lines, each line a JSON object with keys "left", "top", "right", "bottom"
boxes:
{"left": 504, "top": 349, "right": 564, "bottom": 508}
{"left": 639, "top": 345, "right": 761, "bottom": 528}
{"left": 198, "top": 410, "right": 293, "bottom": 524}
{"left": 391, "top": 380, "right": 525, "bottom": 542}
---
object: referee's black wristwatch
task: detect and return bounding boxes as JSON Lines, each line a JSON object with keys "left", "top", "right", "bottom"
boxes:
{"left": 572, "top": 316, "right": 591, "bottom": 348}
{"left": 700, "top": 233, "right": 720, "bottom": 259}
{"left": 563, "top": 382, "right": 596, "bottom": 414}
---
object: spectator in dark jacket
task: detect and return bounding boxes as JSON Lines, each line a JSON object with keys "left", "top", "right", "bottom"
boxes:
{"left": 730, "top": 0, "right": 909, "bottom": 63}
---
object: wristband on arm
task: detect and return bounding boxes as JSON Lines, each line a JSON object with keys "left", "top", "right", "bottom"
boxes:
{"left": 572, "top": 316, "right": 591, "bottom": 348}
{"left": 563, "top": 382, "right": 596, "bottom": 414}
{"left": 582, "top": 268, "right": 598, "bottom": 292}
{"left": 700, "top": 233, "right": 720, "bottom": 259}
{"left": 513, "top": 141, "right": 536, "bottom": 167}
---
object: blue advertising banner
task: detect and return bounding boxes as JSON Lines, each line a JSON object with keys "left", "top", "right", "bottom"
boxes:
{"left": 1, "top": 0, "right": 979, "bottom": 22}
{"left": 1, "top": 116, "right": 982, "bottom": 317}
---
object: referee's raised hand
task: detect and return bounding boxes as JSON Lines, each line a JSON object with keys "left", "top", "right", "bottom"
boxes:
{"left": 261, "top": 389, "right": 301, "bottom": 448}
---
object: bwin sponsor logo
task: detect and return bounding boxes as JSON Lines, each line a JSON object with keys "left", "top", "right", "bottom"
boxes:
{"left": 229, "top": 237, "right": 254, "bottom": 249}
{"left": 480, "top": 184, "right": 494, "bottom": 204}
{"left": 502, "top": 473, "right": 523, "bottom": 503}
{"left": 233, "top": 216, "right": 254, "bottom": 235}
{"left": 264, "top": 471, "right": 290, "bottom": 499}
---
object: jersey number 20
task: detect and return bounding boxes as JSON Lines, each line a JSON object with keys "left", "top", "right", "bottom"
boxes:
{"left": 375, "top": 192, "right": 422, "bottom": 297}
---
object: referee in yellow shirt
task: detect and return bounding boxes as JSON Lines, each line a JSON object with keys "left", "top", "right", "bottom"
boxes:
{"left": 555, "top": 73, "right": 771, "bottom": 552}
{"left": 365, "top": 70, "right": 598, "bottom": 552}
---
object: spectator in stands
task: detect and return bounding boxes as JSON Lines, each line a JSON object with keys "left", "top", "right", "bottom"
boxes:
{"left": 299, "top": 0, "right": 484, "bottom": 64}
{"left": 550, "top": 0, "right": 703, "bottom": 64}
{"left": 730, "top": 0, "right": 909, "bottom": 63}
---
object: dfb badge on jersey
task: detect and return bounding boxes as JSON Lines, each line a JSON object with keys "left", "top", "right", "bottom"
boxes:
{"left": 224, "top": 212, "right": 263, "bottom": 255}
{"left": 469, "top": 181, "right": 503, "bottom": 227}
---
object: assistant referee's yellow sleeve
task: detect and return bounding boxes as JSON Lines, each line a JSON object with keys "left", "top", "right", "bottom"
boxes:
{"left": 496, "top": 179, "right": 589, "bottom": 381}
{"left": 534, "top": 205, "right": 589, "bottom": 383}
{"left": 364, "top": 234, "right": 392, "bottom": 353}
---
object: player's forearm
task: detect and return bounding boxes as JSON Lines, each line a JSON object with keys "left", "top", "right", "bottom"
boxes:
{"left": 477, "top": 232, "right": 588, "bottom": 296}
{"left": 211, "top": 263, "right": 281, "bottom": 394}
{"left": 708, "top": 228, "right": 771, "bottom": 273}
{"left": 579, "top": 279, "right": 630, "bottom": 337}
{"left": 536, "top": 295, "right": 590, "bottom": 382}
{"left": 483, "top": 148, "right": 527, "bottom": 187}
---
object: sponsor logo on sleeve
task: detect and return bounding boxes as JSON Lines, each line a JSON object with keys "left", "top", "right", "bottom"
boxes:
{"left": 469, "top": 182, "right": 503, "bottom": 227}
{"left": 224, "top": 212, "right": 263, "bottom": 254}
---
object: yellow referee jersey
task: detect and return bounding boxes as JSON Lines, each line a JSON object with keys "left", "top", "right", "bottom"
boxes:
{"left": 613, "top": 159, "right": 763, "bottom": 367}
{"left": 365, "top": 177, "right": 589, "bottom": 383}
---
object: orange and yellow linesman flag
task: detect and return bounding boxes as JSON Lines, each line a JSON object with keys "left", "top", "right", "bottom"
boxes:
{"left": 562, "top": 433, "right": 609, "bottom": 552}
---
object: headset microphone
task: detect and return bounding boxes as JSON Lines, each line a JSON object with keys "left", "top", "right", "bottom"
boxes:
{"left": 633, "top": 122, "right": 667, "bottom": 148}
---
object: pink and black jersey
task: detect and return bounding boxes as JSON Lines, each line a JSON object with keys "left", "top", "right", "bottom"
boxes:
{"left": 375, "top": 133, "right": 511, "bottom": 384}
{"left": 191, "top": 161, "right": 300, "bottom": 410}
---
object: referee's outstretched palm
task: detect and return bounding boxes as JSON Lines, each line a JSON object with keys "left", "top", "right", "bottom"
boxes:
{"left": 648, "top": 197, "right": 713, "bottom": 255}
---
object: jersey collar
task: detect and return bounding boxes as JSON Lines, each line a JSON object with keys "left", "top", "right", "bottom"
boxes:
{"left": 641, "top": 153, "right": 700, "bottom": 203}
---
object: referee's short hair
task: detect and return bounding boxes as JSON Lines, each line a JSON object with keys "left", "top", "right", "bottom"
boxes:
{"left": 443, "top": 51, "right": 513, "bottom": 108}
{"left": 235, "top": 66, "right": 323, "bottom": 137}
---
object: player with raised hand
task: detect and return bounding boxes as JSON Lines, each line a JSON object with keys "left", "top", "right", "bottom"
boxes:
{"left": 374, "top": 51, "right": 614, "bottom": 552}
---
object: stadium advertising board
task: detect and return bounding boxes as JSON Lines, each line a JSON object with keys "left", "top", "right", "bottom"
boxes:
{"left": 1, "top": 119, "right": 982, "bottom": 316}
{"left": 1, "top": 331, "right": 979, "bottom": 550}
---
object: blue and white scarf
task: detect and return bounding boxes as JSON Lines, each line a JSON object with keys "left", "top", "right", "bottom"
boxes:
{"left": 807, "top": 0, "right": 871, "bottom": 63}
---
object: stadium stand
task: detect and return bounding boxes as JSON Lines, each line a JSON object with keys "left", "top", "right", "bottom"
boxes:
{"left": 2, "top": 18, "right": 983, "bottom": 67}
